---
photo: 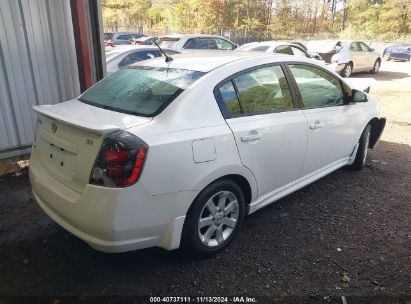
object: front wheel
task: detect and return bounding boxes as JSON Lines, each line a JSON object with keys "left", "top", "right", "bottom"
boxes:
{"left": 181, "top": 180, "right": 246, "bottom": 257}
{"left": 370, "top": 60, "right": 380, "bottom": 74}
{"left": 349, "top": 124, "right": 371, "bottom": 170}
{"left": 341, "top": 63, "right": 352, "bottom": 78}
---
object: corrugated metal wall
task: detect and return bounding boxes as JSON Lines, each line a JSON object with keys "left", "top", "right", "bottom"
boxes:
{"left": 0, "top": 0, "right": 80, "bottom": 158}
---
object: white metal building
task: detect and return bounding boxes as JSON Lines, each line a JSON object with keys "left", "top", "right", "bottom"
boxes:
{"left": 0, "top": 0, "right": 104, "bottom": 162}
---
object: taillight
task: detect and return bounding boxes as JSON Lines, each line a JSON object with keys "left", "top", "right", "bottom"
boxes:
{"left": 89, "top": 131, "right": 148, "bottom": 187}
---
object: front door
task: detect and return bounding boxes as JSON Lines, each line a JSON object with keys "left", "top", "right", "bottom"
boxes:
{"left": 287, "top": 64, "right": 359, "bottom": 176}
{"left": 216, "top": 65, "right": 308, "bottom": 197}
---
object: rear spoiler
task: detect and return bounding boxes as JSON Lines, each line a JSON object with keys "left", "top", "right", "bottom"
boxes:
{"left": 33, "top": 105, "right": 121, "bottom": 135}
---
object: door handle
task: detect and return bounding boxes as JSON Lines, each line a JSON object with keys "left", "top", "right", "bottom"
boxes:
{"left": 241, "top": 134, "right": 262, "bottom": 142}
{"left": 310, "top": 121, "right": 324, "bottom": 129}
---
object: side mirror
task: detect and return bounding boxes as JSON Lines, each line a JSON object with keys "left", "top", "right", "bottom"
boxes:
{"left": 370, "top": 48, "right": 375, "bottom": 52}
{"left": 352, "top": 89, "right": 368, "bottom": 103}
{"left": 232, "top": 44, "right": 239, "bottom": 50}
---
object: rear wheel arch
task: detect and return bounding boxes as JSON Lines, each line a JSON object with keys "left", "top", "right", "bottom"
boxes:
{"left": 188, "top": 174, "right": 253, "bottom": 215}
{"left": 181, "top": 175, "right": 250, "bottom": 256}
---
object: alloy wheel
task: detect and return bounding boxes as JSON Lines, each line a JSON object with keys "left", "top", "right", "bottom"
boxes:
{"left": 198, "top": 191, "right": 239, "bottom": 247}
{"left": 344, "top": 64, "right": 352, "bottom": 77}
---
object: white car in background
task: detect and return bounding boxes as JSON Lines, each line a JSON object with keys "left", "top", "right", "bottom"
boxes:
{"left": 306, "top": 40, "right": 381, "bottom": 77}
{"left": 105, "top": 45, "right": 179, "bottom": 75}
{"left": 158, "top": 34, "right": 238, "bottom": 51}
{"left": 237, "top": 41, "right": 323, "bottom": 62}
{"left": 29, "top": 52, "right": 386, "bottom": 257}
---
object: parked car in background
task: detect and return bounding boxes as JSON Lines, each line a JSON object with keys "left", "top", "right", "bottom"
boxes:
{"left": 130, "top": 36, "right": 157, "bottom": 45}
{"left": 104, "top": 32, "right": 146, "bottom": 46}
{"left": 105, "top": 45, "right": 179, "bottom": 75}
{"left": 287, "top": 41, "right": 308, "bottom": 51}
{"left": 158, "top": 34, "right": 238, "bottom": 51}
{"left": 383, "top": 43, "right": 411, "bottom": 61}
{"left": 237, "top": 41, "right": 323, "bottom": 62}
{"left": 30, "top": 52, "right": 385, "bottom": 257}
{"left": 306, "top": 40, "right": 381, "bottom": 77}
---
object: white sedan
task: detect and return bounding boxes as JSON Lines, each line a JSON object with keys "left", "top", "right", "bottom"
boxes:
{"left": 105, "top": 45, "right": 178, "bottom": 75}
{"left": 29, "top": 52, "right": 386, "bottom": 256}
{"left": 306, "top": 40, "right": 381, "bottom": 77}
{"left": 237, "top": 41, "right": 323, "bottom": 61}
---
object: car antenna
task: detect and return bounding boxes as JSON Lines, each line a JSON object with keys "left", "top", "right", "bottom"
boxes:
{"left": 151, "top": 38, "right": 173, "bottom": 63}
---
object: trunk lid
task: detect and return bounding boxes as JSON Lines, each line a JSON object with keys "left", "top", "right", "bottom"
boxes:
{"left": 33, "top": 99, "right": 152, "bottom": 193}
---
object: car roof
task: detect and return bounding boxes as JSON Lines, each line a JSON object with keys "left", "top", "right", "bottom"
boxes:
{"left": 105, "top": 45, "right": 175, "bottom": 55}
{"left": 132, "top": 51, "right": 295, "bottom": 72}
{"left": 240, "top": 41, "right": 294, "bottom": 48}
{"left": 160, "top": 34, "right": 228, "bottom": 39}
{"left": 113, "top": 32, "right": 143, "bottom": 35}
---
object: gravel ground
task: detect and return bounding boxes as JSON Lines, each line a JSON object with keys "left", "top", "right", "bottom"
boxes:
{"left": 0, "top": 61, "right": 410, "bottom": 304}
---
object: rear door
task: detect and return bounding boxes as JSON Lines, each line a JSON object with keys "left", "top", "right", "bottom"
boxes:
{"left": 216, "top": 64, "right": 308, "bottom": 197}
{"left": 358, "top": 42, "right": 374, "bottom": 70}
{"left": 287, "top": 63, "right": 359, "bottom": 176}
{"left": 349, "top": 42, "right": 364, "bottom": 71}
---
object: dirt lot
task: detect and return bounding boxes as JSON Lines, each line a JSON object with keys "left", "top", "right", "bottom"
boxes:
{"left": 0, "top": 60, "right": 410, "bottom": 303}
{"left": 359, "top": 60, "right": 411, "bottom": 145}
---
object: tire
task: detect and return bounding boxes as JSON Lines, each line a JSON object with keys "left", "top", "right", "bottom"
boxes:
{"left": 181, "top": 179, "right": 246, "bottom": 257}
{"left": 383, "top": 53, "right": 390, "bottom": 61}
{"left": 369, "top": 59, "right": 380, "bottom": 74}
{"left": 341, "top": 63, "right": 352, "bottom": 78}
{"left": 349, "top": 124, "right": 371, "bottom": 170}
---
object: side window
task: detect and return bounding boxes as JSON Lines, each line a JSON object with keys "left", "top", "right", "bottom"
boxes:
{"left": 116, "top": 35, "right": 129, "bottom": 41}
{"left": 274, "top": 45, "right": 293, "bottom": 55}
{"left": 184, "top": 38, "right": 217, "bottom": 49}
{"left": 233, "top": 65, "right": 293, "bottom": 114}
{"left": 359, "top": 42, "right": 371, "bottom": 52}
{"left": 291, "top": 46, "right": 309, "bottom": 58}
{"left": 218, "top": 81, "right": 241, "bottom": 116}
{"left": 214, "top": 38, "right": 234, "bottom": 50}
{"left": 118, "top": 51, "right": 160, "bottom": 68}
{"left": 183, "top": 38, "right": 195, "bottom": 48}
{"left": 289, "top": 64, "right": 344, "bottom": 108}
{"left": 350, "top": 42, "right": 361, "bottom": 51}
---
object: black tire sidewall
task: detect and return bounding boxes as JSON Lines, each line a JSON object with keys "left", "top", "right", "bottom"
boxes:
{"left": 181, "top": 179, "right": 246, "bottom": 257}
{"left": 350, "top": 124, "right": 371, "bottom": 170}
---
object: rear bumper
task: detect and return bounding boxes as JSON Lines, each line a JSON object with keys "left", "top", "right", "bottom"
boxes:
{"left": 29, "top": 155, "right": 197, "bottom": 252}
{"left": 370, "top": 117, "right": 386, "bottom": 149}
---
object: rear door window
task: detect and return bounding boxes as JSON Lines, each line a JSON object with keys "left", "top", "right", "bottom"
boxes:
{"left": 214, "top": 38, "right": 234, "bottom": 50}
{"left": 350, "top": 42, "right": 361, "bottom": 51}
{"left": 218, "top": 81, "right": 242, "bottom": 116}
{"left": 359, "top": 42, "right": 371, "bottom": 52}
{"left": 79, "top": 67, "right": 205, "bottom": 117}
{"left": 158, "top": 37, "right": 180, "bottom": 49}
{"left": 232, "top": 65, "right": 293, "bottom": 114}
{"left": 116, "top": 35, "right": 130, "bottom": 41}
{"left": 184, "top": 38, "right": 218, "bottom": 50}
{"left": 118, "top": 50, "right": 161, "bottom": 68}
{"left": 274, "top": 45, "right": 293, "bottom": 55}
{"left": 291, "top": 46, "right": 309, "bottom": 58}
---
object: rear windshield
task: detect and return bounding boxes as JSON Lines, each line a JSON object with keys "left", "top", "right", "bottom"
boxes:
{"left": 158, "top": 37, "right": 180, "bottom": 49}
{"left": 79, "top": 67, "right": 205, "bottom": 117}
